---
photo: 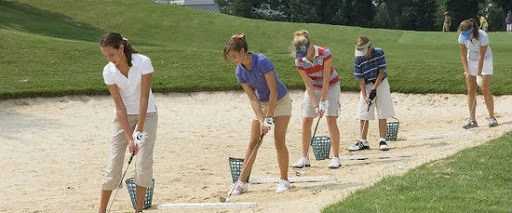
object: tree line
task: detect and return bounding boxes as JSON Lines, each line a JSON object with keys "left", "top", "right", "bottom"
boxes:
{"left": 214, "top": 0, "right": 512, "bottom": 31}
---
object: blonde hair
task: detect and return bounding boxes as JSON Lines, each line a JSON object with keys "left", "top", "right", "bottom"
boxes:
{"left": 356, "top": 36, "right": 371, "bottom": 46}
{"left": 223, "top": 33, "right": 249, "bottom": 62}
{"left": 292, "top": 30, "right": 310, "bottom": 57}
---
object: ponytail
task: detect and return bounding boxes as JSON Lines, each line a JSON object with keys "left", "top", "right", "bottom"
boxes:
{"left": 100, "top": 32, "right": 138, "bottom": 67}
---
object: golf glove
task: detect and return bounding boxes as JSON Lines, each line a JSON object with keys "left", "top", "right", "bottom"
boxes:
{"left": 319, "top": 101, "right": 329, "bottom": 113}
{"left": 476, "top": 75, "right": 483, "bottom": 87}
{"left": 264, "top": 117, "right": 273, "bottom": 130}
{"left": 132, "top": 131, "right": 147, "bottom": 146}
{"left": 369, "top": 89, "right": 377, "bottom": 101}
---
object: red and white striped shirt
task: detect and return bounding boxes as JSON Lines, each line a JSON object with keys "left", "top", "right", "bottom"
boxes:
{"left": 295, "top": 45, "right": 339, "bottom": 89}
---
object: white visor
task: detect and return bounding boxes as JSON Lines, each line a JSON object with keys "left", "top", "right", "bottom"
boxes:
{"left": 354, "top": 42, "right": 371, "bottom": 57}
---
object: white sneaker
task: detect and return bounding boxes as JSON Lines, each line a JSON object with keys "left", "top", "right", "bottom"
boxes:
{"left": 276, "top": 179, "right": 291, "bottom": 193}
{"left": 328, "top": 157, "right": 341, "bottom": 169}
{"left": 348, "top": 140, "right": 370, "bottom": 151}
{"left": 379, "top": 140, "right": 389, "bottom": 151}
{"left": 228, "top": 180, "right": 248, "bottom": 195}
{"left": 292, "top": 157, "right": 311, "bottom": 168}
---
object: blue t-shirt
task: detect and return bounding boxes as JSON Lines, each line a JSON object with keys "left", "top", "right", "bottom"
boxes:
{"left": 236, "top": 53, "right": 288, "bottom": 101}
{"left": 354, "top": 48, "right": 387, "bottom": 84}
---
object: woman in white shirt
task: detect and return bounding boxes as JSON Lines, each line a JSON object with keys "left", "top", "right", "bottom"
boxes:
{"left": 98, "top": 32, "right": 158, "bottom": 213}
{"left": 457, "top": 19, "right": 498, "bottom": 129}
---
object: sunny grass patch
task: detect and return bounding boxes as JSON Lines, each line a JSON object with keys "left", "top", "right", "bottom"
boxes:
{"left": 322, "top": 132, "right": 512, "bottom": 213}
{"left": 0, "top": 0, "right": 511, "bottom": 99}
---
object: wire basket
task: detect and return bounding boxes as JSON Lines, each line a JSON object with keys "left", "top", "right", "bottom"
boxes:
{"left": 311, "top": 136, "right": 331, "bottom": 160}
{"left": 229, "top": 157, "right": 251, "bottom": 183}
{"left": 386, "top": 117, "right": 400, "bottom": 141}
{"left": 125, "top": 178, "right": 155, "bottom": 210}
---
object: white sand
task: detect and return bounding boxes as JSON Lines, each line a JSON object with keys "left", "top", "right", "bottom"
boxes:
{"left": 1, "top": 91, "right": 510, "bottom": 213}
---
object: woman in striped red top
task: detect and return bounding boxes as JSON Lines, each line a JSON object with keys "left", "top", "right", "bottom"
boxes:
{"left": 291, "top": 30, "right": 341, "bottom": 169}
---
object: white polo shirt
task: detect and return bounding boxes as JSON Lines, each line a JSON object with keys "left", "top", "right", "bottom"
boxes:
{"left": 103, "top": 53, "right": 157, "bottom": 115}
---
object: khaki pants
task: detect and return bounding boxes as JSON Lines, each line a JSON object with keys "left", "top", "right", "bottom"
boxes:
{"left": 358, "top": 79, "right": 395, "bottom": 120}
{"left": 102, "top": 113, "right": 158, "bottom": 189}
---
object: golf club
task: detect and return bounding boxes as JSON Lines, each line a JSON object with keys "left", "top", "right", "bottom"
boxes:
{"left": 107, "top": 152, "right": 135, "bottom": 213}
{"left": 220, "top": 134, "right": 264, "bottom": 203}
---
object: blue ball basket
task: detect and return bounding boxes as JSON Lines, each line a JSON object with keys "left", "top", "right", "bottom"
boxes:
{"left": 125, "top": 178, "right": 155, "bottom": 210}
{"left": 311, "top": 136, "right": 331, "bottom": 160}
{"left": 386, "top": 117, "right": 400, "bottom": 141}
{"left": 229, "top": 157, "right": 251, "bottom": 183}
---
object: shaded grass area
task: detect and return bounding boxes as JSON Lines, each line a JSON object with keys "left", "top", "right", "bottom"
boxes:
{"left": 323, "top": 132, "right": 512, "bottom": 213}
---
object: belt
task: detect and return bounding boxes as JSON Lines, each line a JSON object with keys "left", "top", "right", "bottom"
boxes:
{"left": 365, "top": 76, "right": 386, "bottom": 85}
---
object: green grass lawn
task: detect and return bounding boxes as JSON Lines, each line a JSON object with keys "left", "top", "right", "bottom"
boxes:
{"left": 323, "top": 132, "right": 512, "bottom": 213}
{"left": 1, "top": 1, "right": 511, "bottom": 212}
{"left": 1, "top": 0, "right": 511, "bottom": 99}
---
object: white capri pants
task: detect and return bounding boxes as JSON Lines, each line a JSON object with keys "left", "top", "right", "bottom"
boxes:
{"left": 102, "top": 112, "right": 158, "bottom": 190}
{"left": 358, "top": 78, "right": 395, "bottom": 120}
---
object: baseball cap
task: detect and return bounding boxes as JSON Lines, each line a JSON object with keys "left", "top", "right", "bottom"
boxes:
{"left": 354, "top": 41, "right": 371, "bottom": 57}
{"left": 295, "top": 41, "right": 310, "bottom": 59}
{"left": 460, "top": 28, "right": 473, "bottom": 41}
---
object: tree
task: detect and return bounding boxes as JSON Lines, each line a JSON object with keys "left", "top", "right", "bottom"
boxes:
{"left": 446, "top": 0, "right": 482, "bottom": 30}
{"left": 411, "top": 0, "right": 438, "bottom": 31}
{"left": 287, "top": 0, "right": 320, "bottom": 23}
{"left": 351, "top": 0, "right": 376, "bottom": 27}
{"left": 230, "top": 0, "right": 259, "bottom": 18}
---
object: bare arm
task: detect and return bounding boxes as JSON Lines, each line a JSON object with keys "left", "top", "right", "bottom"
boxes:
{"left": 241, "top": 83, "right": 265, "bottom": 124}
{"left": 320, "top": 58, "right": 333, "bottom": 102}
{"left": 477, "top": 45, "right": 488, "bottom": 76}
{"left": 373, "top": 69, "right": 385, "bottom": 90}
{"left": 135, "top": 73, "right": 153, "bottom": 131}
{"left": 459, "top": 44, "right": 469, "bottom": 75}
{"left": 107, "top": 85, "right": 133, "bottom": 144}
{"left": 358, "top": 78, "right": 368, "bottom": 104}
{"left": 263, "top": 71, "right": 278, "bottom": 117}
{"left": 297, "top": 69, "right": 318, "bottom": 108}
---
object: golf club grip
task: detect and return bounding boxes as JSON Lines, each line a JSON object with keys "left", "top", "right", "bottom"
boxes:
{"left": 128, "top": 153, "right": 135, "bottom": 164}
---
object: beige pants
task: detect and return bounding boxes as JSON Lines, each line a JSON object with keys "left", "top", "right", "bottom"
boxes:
{"left": 358, "top": 79, "right": 395, "bottom": 120}
{"left": 302, "top": 83, "right": 341, "bottom": 118}
{"left": 102, "top": 113, "right": 158, "bottom": 189}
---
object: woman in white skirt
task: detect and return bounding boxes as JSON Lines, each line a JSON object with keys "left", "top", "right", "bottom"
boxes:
{"left": 457, "top": 19, "right": 498, "bottom": 129}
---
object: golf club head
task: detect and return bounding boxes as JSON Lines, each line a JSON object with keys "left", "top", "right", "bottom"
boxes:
{"left": 219, "top": 197, "right": 230, "bottom": 203}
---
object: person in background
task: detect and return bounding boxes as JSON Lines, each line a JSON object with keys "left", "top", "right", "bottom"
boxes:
{"left": 479, "top": 15, "right": 489, "bottom": 31}
{"left": 443, "top": 12, "right": 452, "bottom": 32}
{"left": 505, "top": 11, "right": 512, "bottom": 34}
{"left": 98, "top": 32, "right": 158, "bottom": 213}
{"left": 290, "top": 30, "right": 342, "bottom": 169}
{"left": 348, "top": 36, "right": 395, "bottom": 152}
{"left": 223, "top": 33, "right": 292, "bottom": 195}
{"left": 457, "top": 19, "right": 499, "bottom": 129}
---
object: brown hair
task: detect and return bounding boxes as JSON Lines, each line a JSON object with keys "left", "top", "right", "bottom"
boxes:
{"left": 100, "top": 32, "right": 138, "bottom": 67}
{"left": 458, "top": 19, "right": 479, "bottom": 40}
{"left": 223, "top": 33, "right": 248, "bottom": 62}
{"left": 292, "top": 30, "right": 310, "bottom": 57}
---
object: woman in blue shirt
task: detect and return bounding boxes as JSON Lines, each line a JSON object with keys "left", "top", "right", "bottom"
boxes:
{"left": 223, "top": 33, "right": 292, "bottom": 195}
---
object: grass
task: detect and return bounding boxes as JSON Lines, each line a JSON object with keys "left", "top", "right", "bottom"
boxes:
{"left": 0, "top": 0, "right": 511, "bottom": 99}
{"left": 323, "top": 132, "right": 512, "bottom": 213}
